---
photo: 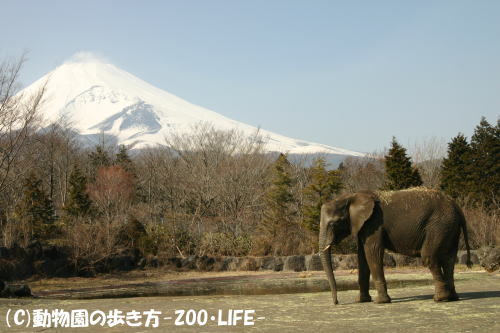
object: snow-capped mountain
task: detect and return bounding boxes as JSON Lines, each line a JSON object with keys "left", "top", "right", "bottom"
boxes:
{"left": 20, "top": 53, "right": 365, "bottom": 157}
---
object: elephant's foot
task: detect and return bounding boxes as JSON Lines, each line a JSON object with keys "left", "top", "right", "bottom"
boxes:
{"left": 433, "top": 289, "right": 455, "bottom": 302}
{"left": 448, "top": 288, "right": 459, "bottom": 301}
{"left": 374, "top": 295, "right": 391, "bottom": 304}
{"left": 356, "top": 294, "right": 372, "bottom": 303}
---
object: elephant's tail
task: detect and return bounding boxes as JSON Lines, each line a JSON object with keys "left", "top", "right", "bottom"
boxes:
{"left": 458, "top": 207, "right": 473, "bottom": 268}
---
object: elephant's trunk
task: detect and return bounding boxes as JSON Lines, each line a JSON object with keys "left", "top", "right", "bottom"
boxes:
{"left": 319, "top": 230, "right": 338, "bottom": 305}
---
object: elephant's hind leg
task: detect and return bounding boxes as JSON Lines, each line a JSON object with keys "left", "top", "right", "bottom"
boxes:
{"left": 427, "top": 256, "right": 452, "bottom": 302}
{"left": 442, "top": 255, "right": 459, "bottom": 301}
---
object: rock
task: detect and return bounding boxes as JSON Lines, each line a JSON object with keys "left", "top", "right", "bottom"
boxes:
{"left": 137, "top": 257, "right": 146, "bottom": 269}
{"left": 196, "top": 256, "right": 216, "bottom": 271}
{"left": 0, "top": 282, "right": 32, "bottom": 298}
{"left": 213, "top": 257, "right": 234, "bottom": 271}
{"left": 457, "top": 250, "right": 479, "bottom": 265}
{"left": 273, "top": 257, "right": 284, "bottom": 272}
{"left": 10, "top": 244, "right": 26, "bottom": 260}
{"left": 0, "top": 247, "right": 9, "bottom": 257}
{"left": 305, "top": 254, "right": 323, "bottom": 271}
{"left": 180, "top": 255, "right": 197, "bottom": 270}
{"left": 109, "top": 254, "right": 136, "bottom": 271}
{"left": 107, "top": 248, "right": 142, "bottom": 271}
{"left": 227, "top": 257, "right": 258, "bottom": 271}
{"left": 33, "top": 258, "right": 72, "bottom": 277}
{"left": 283, "top": 255, "right": 306, "bottom": 272}
{"left": 383, "top": 253, "right": 396, "bottom": 267}
{"left": 165, "top": 257, "right": 182, "bottom": 269}
{"left": 337, "top": 254, "right": 358, "bottom": 270}
{"left": 260, "top": 257, "right": 276, "bottom": 270}
{"left": 253, "top": 257, "right": 264, "bottom": 271}
{"left": 239, "top": 257, "right": 259, "bottom": 271}
{"left": 26, "top": 241, "right": 43, "bottom": 260}
{"left": 477, "top": 247, "right": 500, "bottom": 272}
{"left": 146, "top": 255, "right": 160, "bottom": 268}
{"left": 41, "top": 245, "right": 60, "bottom": 260}
{"left": 392, "top": 254, "right": 422, "bottom": 267}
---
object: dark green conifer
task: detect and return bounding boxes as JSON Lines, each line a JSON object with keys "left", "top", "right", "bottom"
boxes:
{"left": 302, "top": 157, "right": 342, "bottom": 232}
{"left": 384, "top": 137, "right": 423, "bottom": 190}
{"left": 440, "top": 133, "right": 472, "bottom": 198}
{"left": 260, "top": 154, "right": 296, "bottom": 255}
{"left": 15, "top": 173, "right": 56, "bottom": 239}
{"left": 469, "top": 117, "right": 500, "bottom": 204}
{"left": 64, "top": 165, "right": 93, "bottom": 217}
{"left": 115, "top": 145, "right": 136, "bottom": 176}
{"left": 88, "top": 145, "right": 111, "bottom": 174}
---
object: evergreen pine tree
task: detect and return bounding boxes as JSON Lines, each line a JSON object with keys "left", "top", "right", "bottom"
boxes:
{"left": 64, "top": 165, "right": 93, "bottom": 217}
{"left": 260, "top": 154, "right": 296, "bottom": 255}
{"left": 15, "top": 173, "right": 56, "bottom": 239}
{"left": 115, "top": 145, "right": 136, "bottom": 176}
{"left": 384, "top": 137, "right": 423, "bottom": 190}
{"left": 302, "top": 157, "right": 342, "bottom": 232}
{"left": 88, "top": 145, "right": 111, "bottom": 175}
{"left": 440, "top": 133, "right": 472, "bottom": 198}
{"left": 469, "top": 117, "right": 500, "bottom": 204}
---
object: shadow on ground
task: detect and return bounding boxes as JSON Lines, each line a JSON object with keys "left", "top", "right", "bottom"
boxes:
{"left": 392, "top": 290, "right": 500, "bottom": 303}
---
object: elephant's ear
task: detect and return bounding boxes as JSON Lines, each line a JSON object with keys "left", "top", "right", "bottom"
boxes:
{"left": 349, "top": 192, "right": 376, "bottom": 236}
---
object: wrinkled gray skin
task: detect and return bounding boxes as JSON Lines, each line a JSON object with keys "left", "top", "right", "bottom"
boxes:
{"left": 319, "top": 189, "right": 472, "bottom": 305}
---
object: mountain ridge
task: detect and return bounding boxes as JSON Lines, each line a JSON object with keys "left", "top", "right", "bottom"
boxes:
{"left": 19, "top": 54, "right": 365, "bottom": 158}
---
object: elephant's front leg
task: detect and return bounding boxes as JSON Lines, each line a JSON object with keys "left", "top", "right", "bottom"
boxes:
{"left": 357, "top": 240, "right": 372, "bottom": 302}
{"left": 363, "top": 238, "right": 391, "bottom": 304}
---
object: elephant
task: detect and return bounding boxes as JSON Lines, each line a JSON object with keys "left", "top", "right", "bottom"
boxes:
{"left": 319, "top": 188, "right": 472, "bottom": 304}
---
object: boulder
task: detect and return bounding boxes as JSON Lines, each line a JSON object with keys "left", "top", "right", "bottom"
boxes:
{"left": 259, "top": 257, "right": 276, "bottom": 270}
{"left": 108, "top": 248, "right": 142, "bottom": 271}
{"left": 213, "top": 257, "right": 234, "bottom": 271}
{"left": 181, "top": 255, "right": 197, "bottom": 270}
{"left": 0, "top": 282, "right": 32, "bottom": 298}
{"left": 335, "top": 254, "right": 358, "bottom": 270}
{"left": 383, "top": 253, "right": 396, "bottom": 267}
{"left": 283, "top": 255, "right": 306, "bottom": 272}
{"left": 305, "top": 254, "right": 323, "bottom": 271}
{"left": 457, "top": 250, "right": 479, "bottom": 265}
{"left": 33, "top": 258, "right": 72, "bottom": 277}
{"left": 196, "top": 256, "right": 216, "bottom": 271}
{"left": 273, "top": 257, "right": 284, "bottom": 272}
{"left": 392, "top": 254, "right": 422, "bottom": 267}
{"left": 239, "top": 257, "right": 259, "bottom": 271}
{"left": 26, "top": 241, "right": 43, "bottom": 260}
{"left": 145, "top": 255, "right": 160, "bottom": 268}
{"left": 477, "top": 246, "right": 500, "bottom": 272}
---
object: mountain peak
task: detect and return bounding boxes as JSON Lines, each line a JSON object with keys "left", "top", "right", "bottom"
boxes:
{"left": 64, "top": 51, "right": 111, "bottom": 65}
{"left": 19, "top": 54, "right": 365, "bottom": 159}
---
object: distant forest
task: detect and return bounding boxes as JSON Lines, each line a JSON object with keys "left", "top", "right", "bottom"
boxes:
{"left": 1, "top": 57, "right": 498, "bottom": 272}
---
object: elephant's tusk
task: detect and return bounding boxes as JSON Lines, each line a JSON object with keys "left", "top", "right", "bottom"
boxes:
{"left": 322, "top": 244, "right": 331, "bottom": 252}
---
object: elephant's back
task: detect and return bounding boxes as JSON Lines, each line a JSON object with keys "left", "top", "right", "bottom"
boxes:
{"left": 376, "top": 188, "right": 457, "bottom": 255}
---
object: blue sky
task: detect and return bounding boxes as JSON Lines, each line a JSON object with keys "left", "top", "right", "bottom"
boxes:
{"left": 1, "top": 1, "right": 499, "bottom": 153}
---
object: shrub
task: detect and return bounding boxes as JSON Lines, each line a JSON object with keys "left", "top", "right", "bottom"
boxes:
{"left": 198, "top": 232, "right": 252, "bottom": 256}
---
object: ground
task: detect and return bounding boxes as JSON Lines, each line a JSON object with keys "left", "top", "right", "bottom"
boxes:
{"left": 0, "top": 269, "right": 498, "bottom": 332}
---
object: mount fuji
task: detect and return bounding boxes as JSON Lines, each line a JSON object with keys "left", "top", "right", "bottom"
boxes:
{"left": 20, "top": 53, "right": 365, "bottom": 159}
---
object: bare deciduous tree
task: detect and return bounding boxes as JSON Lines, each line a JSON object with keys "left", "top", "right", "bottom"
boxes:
{"left": 340, "top": 153, "right": 386, "bottom": 193}
{"left": 409, "top": 137, "right": 447, "bottom": 189}
{"left": 0, "top": 55, "right": 46, "bottom": 192}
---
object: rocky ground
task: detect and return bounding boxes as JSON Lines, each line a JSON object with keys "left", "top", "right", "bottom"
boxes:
{"left": 0, "top": 269, "right": 497, "bottom": 332}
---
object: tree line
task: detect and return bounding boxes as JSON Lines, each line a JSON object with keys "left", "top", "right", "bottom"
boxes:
{"left": 0, "top": 57, "right": 498, "bottom": 271}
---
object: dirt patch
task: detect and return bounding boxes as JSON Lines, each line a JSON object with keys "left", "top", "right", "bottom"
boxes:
{"left": 27, "top": 267, "right": 483, "bottom": 300}
{"left": 0, "top": 271, "right": 498, "bottom": 332}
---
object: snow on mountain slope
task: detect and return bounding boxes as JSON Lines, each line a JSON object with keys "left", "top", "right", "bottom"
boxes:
{"left": 20, "top": 53, "right": 365, "bottom": 157}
